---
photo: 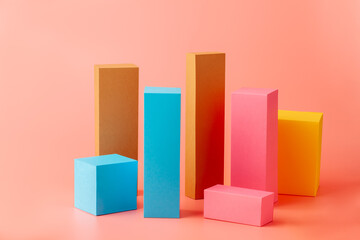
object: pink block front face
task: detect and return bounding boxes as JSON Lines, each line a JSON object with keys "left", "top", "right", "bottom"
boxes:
{"left": 204, "top": 185, "right": 274, "bottom": 226}
{"left": 231, "top": 88, "right": 278, "bottom": 201}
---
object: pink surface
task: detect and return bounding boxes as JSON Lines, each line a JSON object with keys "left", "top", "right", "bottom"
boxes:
{"left": 204, "top": 184, "right": 274, "bottom": 226}
{"left": 231, "top": 88, "right": 278, "bottom": 201}
{"left": 1, "top": 0, "right": 360, "bottom": 239}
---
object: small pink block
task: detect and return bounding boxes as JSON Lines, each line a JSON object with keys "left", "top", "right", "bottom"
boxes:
{"left": 231, "top": 88, "right": 278, "bottom": 202}
{"left": 204, "top": 184, "right": 274, "bottom": 226}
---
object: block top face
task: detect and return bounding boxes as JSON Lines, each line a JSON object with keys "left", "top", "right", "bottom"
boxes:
{"left": 206, "top": 184, "right": 274, "bottom": 198}
{"left": 187, "top": 52, "right": 225, "bottom": 56}
{"left": 279, "top": 110, "right": 323, "bottom": 123}
{"left": 94, "top": 64, "right": 138, "bottom": 69}
{"left": 75, "top": 154, "right": 136, "bottom": 167}
{"left": 233, "top": 88, "right": 278, "bottom": 96}
{"left": 144, "top": 87, "right": 181, "bottom": 94}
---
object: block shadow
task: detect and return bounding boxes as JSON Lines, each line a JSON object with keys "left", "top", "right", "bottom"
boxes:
{"left": 180, "top": 209, "right": 203, "bottom": 218}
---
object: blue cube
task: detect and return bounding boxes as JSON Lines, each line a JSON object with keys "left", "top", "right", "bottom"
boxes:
{"left": 74, "top": 154, "right": 137, "bottom": 215}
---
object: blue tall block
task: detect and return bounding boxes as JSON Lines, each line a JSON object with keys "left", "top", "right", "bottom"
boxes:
{"left": 74, "top": 154, "right": 137, "bottom": 216}
{"left": 144, "top": 87, "right": 181, "bottom": 218}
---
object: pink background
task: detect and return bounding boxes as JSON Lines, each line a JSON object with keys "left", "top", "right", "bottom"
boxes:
{"left": 1, "top": 0, "right": 360, "bottom": 239}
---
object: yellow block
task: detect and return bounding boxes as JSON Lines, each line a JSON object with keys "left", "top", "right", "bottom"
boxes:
{"left": 278, "top": 110, "right": 323, "bottom": 196}
{"left": 95, "top": 64, "right": 139, "bottom": 160}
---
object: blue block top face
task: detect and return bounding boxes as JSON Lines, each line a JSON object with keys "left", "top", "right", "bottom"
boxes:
{"left": 75, "top": 154, "right": 137, "bottom": 167}
{"left": 144, "top": 87, "right": 181, "bottom": 94}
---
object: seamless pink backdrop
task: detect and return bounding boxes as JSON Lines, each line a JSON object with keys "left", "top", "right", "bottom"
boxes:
{"left": 1, "top": 0, "right": 360, "bottom": 239}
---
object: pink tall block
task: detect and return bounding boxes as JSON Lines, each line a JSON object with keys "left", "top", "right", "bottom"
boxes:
{"left": 231, "top": 88, "right": 278, "bottom": 202}
{"left": 204, "top": 184, "right": 274, "bottom": 226}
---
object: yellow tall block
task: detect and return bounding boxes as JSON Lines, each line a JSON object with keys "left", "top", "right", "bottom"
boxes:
{"left": 278, "top": 110, "right": 323, "bottom": 196}
{"left": 95, "top": 64, "right": 139, "bottom": 160}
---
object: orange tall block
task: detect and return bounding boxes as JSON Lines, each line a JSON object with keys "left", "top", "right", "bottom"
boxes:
{"left": 278, "top": 110, "right": 323, "bottom": 196}
{"left": 95, "top": 64, "right": 139, "bottom": 160}
{"left": 185, "top": 52, "right": 225, "bottom": 199}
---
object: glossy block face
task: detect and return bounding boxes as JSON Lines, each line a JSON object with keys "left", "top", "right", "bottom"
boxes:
{"left": 144, "top": 87, "right": 181, "bottom": 218}
{"left": 74, "top": 154, "right": 138, "bottom": 216}
{"left": 95, "top": 64, "right": 139, "bottom": 160}
{"left": 231, "top": 88, "right": 278, "bottom": 202}
{"left": 185, "top": 52, "right": 225, "bottom": 199}
{"left": 278, "top": 110, "right": 323, "bottom": 196}
{"left": 204, "top": 185, "right": 274, "bottom": 226}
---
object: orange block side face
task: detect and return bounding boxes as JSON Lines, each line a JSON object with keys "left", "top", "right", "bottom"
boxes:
{"left": 185, "top": 54, "right": 196, "bottom": 199}
{"left": 95, "top": 64, "right": 139, "bottom": 160}
{"left": 278, "top": 110, "right": 323, "bottom": 196}
{"left": 185, "top": 52, "right": 225, "bottom": 199}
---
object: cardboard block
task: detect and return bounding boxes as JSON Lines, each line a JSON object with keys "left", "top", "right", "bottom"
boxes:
{"left": 231, "top": 88, "right": 278, "bottom": 202}
{"left": 74, "top": 154, "right": 137, "bottom": 215}
{"left": 204, "top": 184, "right": 274, "bottom": 226}
{"left": 144, "top": 87, "right": 181, "bottom": 218}
{"left": 185, "top": 52, "right": 225, "bottom": 199}
{"left": 278, "top": 110, "right": 323, "bottom": 196}
{"left": 95, "top": 64, "right": 139, "bottom": 159}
